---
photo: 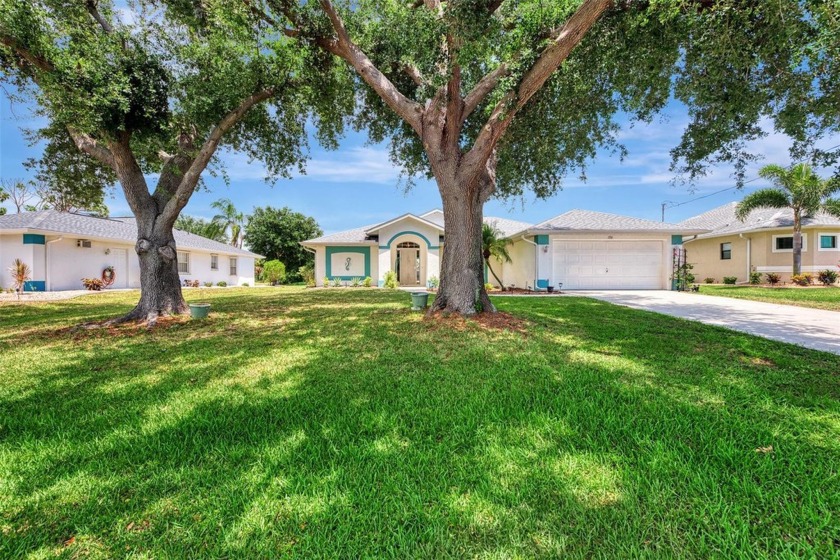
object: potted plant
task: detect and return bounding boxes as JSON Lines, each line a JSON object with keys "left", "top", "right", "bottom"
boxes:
{"left": 410, "top": 291, "right": 430, "bottom": 310}
{"left": 188, "top": 302, "right": 211, "bottom": 319}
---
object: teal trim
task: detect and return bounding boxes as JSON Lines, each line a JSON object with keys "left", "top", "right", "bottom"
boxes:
{"left": 326, "top": 246, "right": 371, "bottom": 280}
{"left": 534, "top": 235, "right": 549, "bottom": 245}
{"left": 23, "top": 280, "right": 46, "bottom": 292}
{"left": 484, "top": 262, "right": 488, "bottom": 283}
{"left": 23, "top": 234, "right": 46, "bottom": 245}
{"left": 671, "top": 235, "right": 683, "bottom": 245}
{"left": 381, "top": 230, "right": 439, "bottom": 249}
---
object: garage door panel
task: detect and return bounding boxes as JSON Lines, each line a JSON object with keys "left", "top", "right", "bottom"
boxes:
{"left": 553, "top": 240, "right": 663, "bottom": 290}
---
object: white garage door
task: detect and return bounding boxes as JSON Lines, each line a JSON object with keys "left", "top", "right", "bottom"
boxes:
{"left": 553, "top": 240, "right": 664, "bottom": 289}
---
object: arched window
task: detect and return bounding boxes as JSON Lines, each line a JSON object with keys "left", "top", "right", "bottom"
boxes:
{"left": 396, "top": 241, "right": 420, "bottom": 248}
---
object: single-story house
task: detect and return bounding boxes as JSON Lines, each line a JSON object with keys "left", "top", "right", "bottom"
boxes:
{"left": 0, "top": 210, "right": 259, "bottom": 291}
{"left": 681, "top": 202, "right": 840, "bottom": 283}
{"left": 301, "top": 209, "right": 706, "bottom": 290}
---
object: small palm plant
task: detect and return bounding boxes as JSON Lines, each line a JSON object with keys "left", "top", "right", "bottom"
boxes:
{"left": 736, "top": 163, "right": 840, "bottom": 276}
{"left": 9, "top": 258, "right": 31, "bottom": 298}
{"left": 482, "top": 223, "right": 512, "bottom": 291}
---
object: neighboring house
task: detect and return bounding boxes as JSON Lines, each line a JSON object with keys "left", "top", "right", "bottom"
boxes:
{"left": 0, "top": 210, "right": 259, "bottom": 291}
{"left": 301, "top": 209, "right": 704, "bottom": 290}
{"left": 681, "top": 202, "right": 840, "bottom": 283}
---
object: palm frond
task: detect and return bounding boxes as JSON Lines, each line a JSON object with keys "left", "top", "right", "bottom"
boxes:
{"left": 735, "top": 188, "right": 790, "bottom": 221}
{"left": 822, "top": 198, "right": 840, "bottom": 219}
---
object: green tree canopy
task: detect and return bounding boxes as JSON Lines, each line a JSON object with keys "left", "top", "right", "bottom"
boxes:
{"left": 253, "top": 0, "right": 840, "bottom": 314}
{"left": 174, "top": 215, "right": 228, "bottom": 244}
{"left": 0, "top": 0, "right": 352, "bottom": 321}
{"left": 245, "top": 207, "right": 322, "bottom": 278}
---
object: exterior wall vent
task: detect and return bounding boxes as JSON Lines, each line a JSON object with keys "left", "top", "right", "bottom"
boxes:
{"left": 76, "top": 239, "right": 92, "bottom": 248}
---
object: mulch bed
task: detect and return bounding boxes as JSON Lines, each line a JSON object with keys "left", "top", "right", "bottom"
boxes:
{"left": 491, "top": 288, "right": 565, "bottom": 295}
{"left": 424, "top": 309, "right": 530, "bottom": 334}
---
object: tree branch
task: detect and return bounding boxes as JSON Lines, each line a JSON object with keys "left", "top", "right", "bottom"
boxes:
{"left": 158, "top": 88, "right": 277, "bottom": 228}
{"left": 85, "top": 0, "right": 114, "bottom": 34}
{"left": 67, "top": 128, "right": 115, "bottom": 169}
{"left": 0, "top": 35, "right": 55, "bottom": 72}
{"left": 462, "top": 62, "right": 509, "bottom": 124}
{"left": 318, "top": 0, "right": 423, "bottom": 133}
{"left": 465, "top": 0, "right": 612, "bottom": 177}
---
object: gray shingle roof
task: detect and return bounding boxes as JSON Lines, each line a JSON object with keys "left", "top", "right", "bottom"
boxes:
{"left": 680, "top": 202, "right": 840, "bottom": 239}
{"left": 302, "top": 213, "right": 534, "bottom": 244}
{"left": 0, "top": 210, "right": 260, "bottom": 257}
{"left": 529, "top": 209, "right": 701, "bottom": 233}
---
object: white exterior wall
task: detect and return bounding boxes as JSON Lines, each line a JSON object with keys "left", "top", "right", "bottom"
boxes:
{"left": 0, "top": 235, "right": 36, "bottom": 290}
{"left": 494, "top": 238, "right": 536, "bottom": 289}
{"left": 312, "top": 247, "right": 326, "bottom": 286}
{"left": 377, "top": 220, "right": 442, "bottom": 287}
{"left": 0, "top": 233, "right": 255, "bottom": 291}
{"left": 179, "top": 251, "right": 255, "bottom": 286}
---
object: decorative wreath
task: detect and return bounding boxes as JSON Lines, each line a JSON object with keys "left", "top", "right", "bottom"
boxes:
{"left": 101, "top": 266, "right": 116, "bottom": 288}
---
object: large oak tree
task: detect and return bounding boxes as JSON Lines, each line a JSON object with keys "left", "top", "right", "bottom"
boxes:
{"left": 0, "top": 0, "right": 350, "bottom": 322}
{"left": 254, "top": 0, "right": 838, "bottom": 314}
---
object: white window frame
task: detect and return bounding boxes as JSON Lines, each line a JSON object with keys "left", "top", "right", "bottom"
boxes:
{"left": 772, "top": 233, "right": 807, "bottom": 253}
{"left": 817, "top": 232, "right": 840, "bottom": 252}
{"left": 229, "top": 257, "right": 237, "bottom": 276}
{"left": 210, "top": 254, "right": 219, "bottom": 270}
{"left": 177, "top": 251, "right": 191, "bottom": 274}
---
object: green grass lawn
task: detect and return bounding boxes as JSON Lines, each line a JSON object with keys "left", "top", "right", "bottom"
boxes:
{"left": 701, "top": 284, "right": 840, "bottom": 311}
{"left": 1, "top": 288, "right": 838, "bottom": 558}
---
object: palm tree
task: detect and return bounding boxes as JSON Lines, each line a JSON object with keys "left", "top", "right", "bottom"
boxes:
{"left": 736, "top": 163, "right": 840, "bottom": 275}
{"left": 211, "top": 198, "right": 245, "bottom": 249}
{"left": 482, "top": 223, "right": 512, "bottom": 291}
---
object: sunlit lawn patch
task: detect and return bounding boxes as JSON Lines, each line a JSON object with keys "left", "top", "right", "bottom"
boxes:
{"left": 1, "top": 288, "right": 838, "bottom": 558}
{"left": 701, "top": 284, "right": 840, "bottom": 311}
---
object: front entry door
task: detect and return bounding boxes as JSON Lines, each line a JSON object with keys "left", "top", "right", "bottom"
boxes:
{"left": 397, "top": 243, "right": 421, "bottom": 286}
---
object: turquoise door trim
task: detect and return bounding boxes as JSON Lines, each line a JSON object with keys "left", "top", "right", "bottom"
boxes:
{"left": 380, "top": 230, "right": 439, "bottom": 249}
{"left": 23, "top": 280, "right": 46, "bottom": 292}
{"left": 23, "top": 234, "right": 46, "bottom": 245}
{"left": 534, "top": 235, "right": 549, "bottom": 245}
{"left": 326, "top": 246, "right": 371, "bottom": 280}
{"left": 671, "top": 235, "right": 683, "bottom": 245}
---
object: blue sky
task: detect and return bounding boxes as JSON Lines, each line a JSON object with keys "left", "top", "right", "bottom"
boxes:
{"left": 2, "top": 91, "right": 838, "bottom": 234}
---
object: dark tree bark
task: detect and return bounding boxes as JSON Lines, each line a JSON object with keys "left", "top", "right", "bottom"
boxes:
{"left": 129, "top": 228, "right": 188, "bottom": 321}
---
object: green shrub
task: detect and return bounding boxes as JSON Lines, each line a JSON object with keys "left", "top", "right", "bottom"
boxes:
{"left": 817, "top": 269, "right": 838, "bottom": 286}
{"left": 790, "top": 273, "right": 813, "bottom": 286}
{"left": 765, "top": 272, "right": 781, "bottom": 285}
{"left": 723, "top": 276, "right": 737, "bottom": 285}
{"left": 299, "top": 265, "right": 315, "bottom": 287}
{"left": 749, "top": 271, "right": 762, "bottom": 285}
{"left": 484, "top": 282, "right": 494, "bottom": 292}
{"left": 362, "top": 277, "right": 373, "bottom": 287}
{"left": 704, "top": 277, "right": 715, "bottom": 284}
{"left": 241, "top": 282, "right": 249, "bottom": 287}
{"left": 203, "top": 282, "right": 213, "bottom": 287}
{"left": 427, "top": 275, "right": 439, "bottom": 289}
{"left": 332, "top": 277, "right": 343, "bottom": 287}
{"left": 261, "top": 260, "right": 286, "bottom": 285}
{"left": 216, "top": 281, "right": 227, "bottom": 287}
{"left": 383, "top": 270, "right": 399, "bottom": 289}
{"left": 322, "top": 276, "right": 330, "bottom": 287}
{"left": 351, "top": 277, "right": 361, "bottom": 287}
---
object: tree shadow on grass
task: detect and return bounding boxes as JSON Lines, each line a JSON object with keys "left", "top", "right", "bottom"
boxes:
{"left": 1, "top": 289, "right": 839, "bottom": 558}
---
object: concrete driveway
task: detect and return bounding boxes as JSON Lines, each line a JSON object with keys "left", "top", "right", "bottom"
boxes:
{"left": 576, "top": 290, "right": 840, "bottom": 355}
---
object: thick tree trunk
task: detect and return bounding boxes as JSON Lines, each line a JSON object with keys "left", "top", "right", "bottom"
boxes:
{"left": 120, "top": 217, "right": 188, "bottom": 323}
{"left": 429, "top": 169, "right": 496, "bottom": 315}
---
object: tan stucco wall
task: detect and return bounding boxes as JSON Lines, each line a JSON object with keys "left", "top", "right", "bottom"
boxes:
{"left": 684, "top": 228, "right": 840, "bottom": 283}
